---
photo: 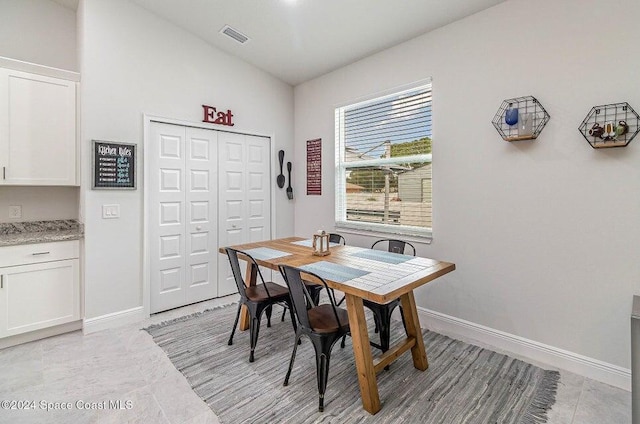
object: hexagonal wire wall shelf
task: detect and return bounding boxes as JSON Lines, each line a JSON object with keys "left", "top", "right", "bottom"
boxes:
{"left": 492, "top": 96, "right": 550, "bottom": 142}
{"left": 578, "top": 102, "right": 640, "bottom": 149}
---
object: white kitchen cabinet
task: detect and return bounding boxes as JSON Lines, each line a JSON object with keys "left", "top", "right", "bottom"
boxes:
{"left": 0, "top": 67, "right": 77, "bottom": 185}
{"left": 0, "top": 241, "right": 80, "bottom": 338}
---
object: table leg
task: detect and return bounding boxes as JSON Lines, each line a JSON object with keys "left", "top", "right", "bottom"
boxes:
{"left": 399, "top": 291, "right": 428, "bottom": 371}
{"left": 239, "top": 262, "right": 258, "bottom": 331}
{"left": 345, "top": 294, "right": 381, "bottom": 414}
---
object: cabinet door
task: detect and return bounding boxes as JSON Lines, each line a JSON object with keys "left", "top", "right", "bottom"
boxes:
{"left": 0, "top": 259, "right": 80, "bottom": 337}
{"left": 0, "top": 68, "right": 77, "bottom": 185}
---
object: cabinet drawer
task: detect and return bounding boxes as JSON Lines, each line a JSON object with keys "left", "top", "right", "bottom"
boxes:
{"left": 0, "top": 240, "right": 79, "bottom": 268}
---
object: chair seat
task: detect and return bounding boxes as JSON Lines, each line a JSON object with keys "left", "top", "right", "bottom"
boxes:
{"left": 245, "top": 282, "right": 289, "bottom": 302}
{"left": 308, "top": 305, "right": 349, "bottom": 333}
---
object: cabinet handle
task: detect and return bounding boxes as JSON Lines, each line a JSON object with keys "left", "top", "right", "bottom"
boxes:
{"left": 1, "top": 275, "right": 3, "bottom": 289}
{"left": 32, "top": 251, "right": 51, "bottom": 256}
{"left": 2, "top": 167, "right": 5, "bottom": 180}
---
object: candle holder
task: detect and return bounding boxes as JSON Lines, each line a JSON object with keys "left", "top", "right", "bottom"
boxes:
{"left": 312, "top": 231, "right": 331, "bottom": 256}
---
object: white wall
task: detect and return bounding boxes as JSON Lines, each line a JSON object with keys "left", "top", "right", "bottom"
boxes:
{"left": 294, "top": 0, "right": 640, "bottom": 372}
{"left": 0, "top": 187, "right": 79, "bottom": 223}
{"left": 0, "top": 0, "right": 77, "bottom": 70}
{"left": 79, "top": 0, "right": 294, "bottom": 319}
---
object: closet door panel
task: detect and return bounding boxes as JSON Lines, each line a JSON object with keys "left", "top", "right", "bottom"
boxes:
{"left": 245, "top": 135, "right": 271, "bottom": 243}
{"left": 185, "top": 127, "right": 218, "bottom": 304}
{"left": 217, "top": 133, "right": 272, "bottom": 296}
{"left": 218, "top": 132, "right": 246, "bottom": 296}
{"left": 149, "top": 122, "right": 187, "bottom": 313}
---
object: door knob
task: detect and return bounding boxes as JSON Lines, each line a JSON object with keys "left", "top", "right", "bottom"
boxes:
{"left": 196, "top": 226, "right": 202, "bottom": 231}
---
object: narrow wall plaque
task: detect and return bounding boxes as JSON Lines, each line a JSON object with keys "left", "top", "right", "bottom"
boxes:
{"left": 306, "top": 138, "right": 321, "bottom": 195}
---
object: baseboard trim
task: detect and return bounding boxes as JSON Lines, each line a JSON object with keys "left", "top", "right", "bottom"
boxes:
{"left": 0, "top": 321, "right": 82, "bottom": 350}
{"left": 83, "top": 306, "right": 146, "bottom": 334}
{"left": 418, "top": 307, "right": 631, "bottom": 391}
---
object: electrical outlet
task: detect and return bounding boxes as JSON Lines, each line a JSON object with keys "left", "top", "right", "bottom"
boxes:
{"left": 9, "top": 205, "right": 22, "bottom": 219}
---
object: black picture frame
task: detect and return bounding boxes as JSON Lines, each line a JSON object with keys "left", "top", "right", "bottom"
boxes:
{"left": 92, "top": 140, "right": 137, "bottom": 189}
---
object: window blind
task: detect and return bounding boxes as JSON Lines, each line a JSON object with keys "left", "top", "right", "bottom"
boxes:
{"left": 335, "top": 82, "right": 432, "bottom": 237}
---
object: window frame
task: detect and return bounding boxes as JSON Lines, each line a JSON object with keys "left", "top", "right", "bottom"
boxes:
{"left": 334, "top": 80, "right": 433, "bottom": 239}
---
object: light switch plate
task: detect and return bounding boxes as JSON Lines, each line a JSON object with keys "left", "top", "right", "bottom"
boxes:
{"left": 9, "top": 205, "right": 22, "bottom": 219}
{"left": 102, "top": 204, "right": 120, "bottom": 219}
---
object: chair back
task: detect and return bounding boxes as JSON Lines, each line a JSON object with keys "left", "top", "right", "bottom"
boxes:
{"left": 371, "top": 238, "right": 416, "bottom": 256}
{"left": 225, "top": 247, "right": 271, "bottom": 300}
{"left": 329, "top": 233, "right": 346, "bottom": 245}
{"left": 279, "top": 265, "right": 341, "bottom": 332}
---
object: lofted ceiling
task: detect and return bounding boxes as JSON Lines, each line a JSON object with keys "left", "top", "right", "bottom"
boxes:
{"left": 53, "top": 0, "right": 506, "bottom": 86}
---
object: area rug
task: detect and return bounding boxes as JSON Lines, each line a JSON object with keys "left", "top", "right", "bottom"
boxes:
{"left": 145, "top": 305, "right": 559, "bottom": 424}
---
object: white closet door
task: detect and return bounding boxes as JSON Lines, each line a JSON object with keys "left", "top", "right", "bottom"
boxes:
{"left": 218, "top": 132, "right": 271, "bottom": 296}
{"left": 245, "top": 135, "right": 272, "bottom": 242}
{"left": 149, "top": 122, "right": 217, "bottom": 313}
{"left": 149, "top": 123, "right": 185, "bottom": 313}
{"left": 185, "top": 127, "right": 218, "bottom": 304}
{"left": 218, "top": 132, "right": 247, "bottom": 295}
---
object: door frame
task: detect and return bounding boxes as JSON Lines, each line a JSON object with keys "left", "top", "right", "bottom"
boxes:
{"left": 142, "top": 114, "right": 277, "bottom": 317}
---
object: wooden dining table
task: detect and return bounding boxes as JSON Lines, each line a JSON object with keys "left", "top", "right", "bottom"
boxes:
{"left": 219, "top": 237, "right": 455, "bottom": 414}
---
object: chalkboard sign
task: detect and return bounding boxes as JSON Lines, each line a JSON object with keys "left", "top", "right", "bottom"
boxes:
{"left": 92, "top": 140, "right": 136, "bottom": 189}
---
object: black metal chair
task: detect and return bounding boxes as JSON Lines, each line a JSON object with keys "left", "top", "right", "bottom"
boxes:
{"left": 279, "top": 234, "right": 346, "bottom": 321}
{"left": 279, "top": 264, "right": 350, "bottom": 412}
{"left": 364, "top": 239, "right": 415, "bottom": 353}
{"left": 280, "top": 280, "right": 324, "bottom": 322}
{"left": 328, "top": 233, "right": 347, "bottom": 305}
{"left": 226, "top": 247, "right": 297, "bottom": 362}
{"left": 329, "top": 233, "right": 346, "bottom": 245}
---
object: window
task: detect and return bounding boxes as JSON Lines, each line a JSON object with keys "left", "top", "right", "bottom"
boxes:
{"left": 335, "top": 81, "right": 432, "bottom": 238}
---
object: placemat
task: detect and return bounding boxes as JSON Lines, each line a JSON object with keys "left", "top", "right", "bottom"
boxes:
{"left": 243, "top": 247, "right": 292, "bottom": 261}
{"left": 350, "top": 249, "right": 414, "bottom": 265}
{"left": 299, "top": 261, "right": 370, "bottom": 282}
{"left": 291, "top": 239, "right": 341, "bottom": 248}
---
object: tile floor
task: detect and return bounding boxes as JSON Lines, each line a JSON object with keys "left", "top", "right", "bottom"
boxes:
{"left": 0, "top": 298, "right": 632, "bottom": 424}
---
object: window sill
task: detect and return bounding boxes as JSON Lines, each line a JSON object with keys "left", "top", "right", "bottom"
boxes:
{"left": 335, "top": 222, "right": 433, "bottom": 245}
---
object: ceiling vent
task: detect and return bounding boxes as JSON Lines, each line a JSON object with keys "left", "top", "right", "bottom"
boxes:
{"left": 220, "top": 25, "right": 250, "bottom": 44}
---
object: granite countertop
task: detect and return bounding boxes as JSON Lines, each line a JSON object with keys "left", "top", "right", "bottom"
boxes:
{"left": 0, "top": 220, "right": 84, "bottom": 247}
